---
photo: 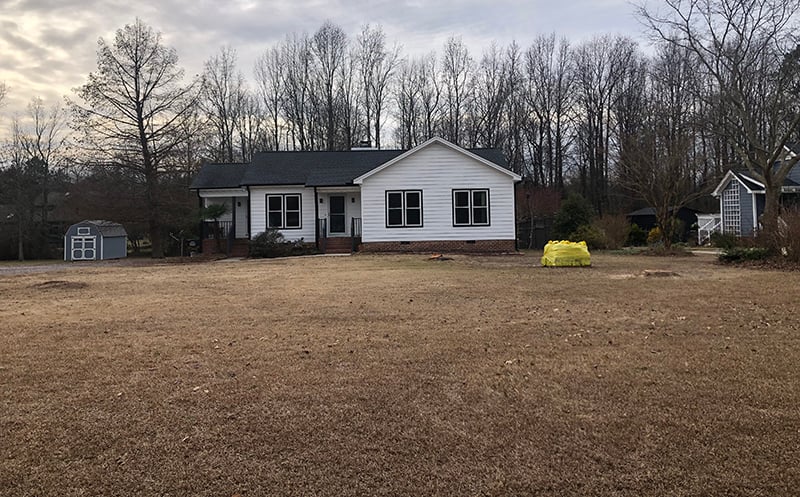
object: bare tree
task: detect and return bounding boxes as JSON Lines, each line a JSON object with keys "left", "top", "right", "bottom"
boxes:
{"left": 281, "top": 33, "right": 313, "bottom": 150}
{"left": 71, "top": 19, "right": 200, "bottom": 258}
{"left": 638, "top": 0, "right": 800, "bottom": 240}
{"left": 357, "top": 25, "right": 400, "bottom": 149}
{"left": 471, "top": 43, "right": 510, "bottom": 148}
{"left": 618, "top": 44, "right": 708, "bottom": 247}
{"left": 202, "top": 46, "right": 248, "bottom": 162}
{"left": 20, "top": 98, "right": 67, "bottom": 225}
{"left": 418, "top": 54, "right": 442, "bottom": 141}
{"left": 441, "top": 36, "right": 474, "bottom": 145}
{"left": 394, "top": 58, "right": 422, "bottom": 148}
{"left": 312, "top": 22, "right": 348, "bottom": 150}
{"left": 525, "top": 34, "right": 574, "bottom": 187}
{"left": 572, "top": 35, "right": 638, "bottom": 212}
{"left": 254, "top": 47, "right": 285, "bottom": 151}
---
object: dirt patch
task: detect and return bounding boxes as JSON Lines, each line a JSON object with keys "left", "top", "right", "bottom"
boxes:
{"left": 31, "top": 280, "right": 89, "bottom": 290}
{"left": 1, "top": 253, "right": 798, "bottom": 496}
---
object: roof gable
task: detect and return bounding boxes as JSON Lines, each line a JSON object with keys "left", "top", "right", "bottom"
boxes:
{"left": 712, "top": 170, "right": 764, "bottom": 196}
{"left": 189, "top": 138, "right": 516, "bottom": 190}
{"left": 352, "top": 137, "right": 520, "bottom": 184}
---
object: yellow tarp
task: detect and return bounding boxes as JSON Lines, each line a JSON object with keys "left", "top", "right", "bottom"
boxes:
{"left": 541, "top": 240, "right": 591, "bottom": 267}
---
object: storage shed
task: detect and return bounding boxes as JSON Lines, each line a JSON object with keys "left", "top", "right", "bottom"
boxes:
{"left": 64, "top": 220, "right": 128, "bottom": 261}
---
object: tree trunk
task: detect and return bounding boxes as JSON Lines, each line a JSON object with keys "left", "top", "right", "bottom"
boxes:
{"left": 17, "top": 219, "right": 24, "bottom": 262}
{"left": 762, "top": 184, "right": 782, "bottom": 248}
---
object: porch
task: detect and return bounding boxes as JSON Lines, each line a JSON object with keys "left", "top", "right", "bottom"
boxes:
{"left": 201, "top": 220, "right": 249, "bottom": 257}
{"left": 315, "top": 188, "right": 362, "bottom": 253}
{"left": 316, "top": 217, "right": 362, "bottom": 253}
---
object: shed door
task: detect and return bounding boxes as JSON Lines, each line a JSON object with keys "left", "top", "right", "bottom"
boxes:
{"left": 71, "top": 236, "right": 97, "bottom": 260}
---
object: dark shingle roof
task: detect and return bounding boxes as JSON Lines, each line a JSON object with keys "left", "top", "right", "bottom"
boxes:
{"left": 80, "top": 220, "right": 127, "bottom": 237}
{"left": 241, "top": 150, "right": 405, "bottom": 186}
{"left": 733, "top": 171, "right": 766, "bottom": 191}
{"left": 191, "top": 146, "right": 511, "bottom": 189}
{"left": 189, "top": 163, "right": 249, "bottom": 189}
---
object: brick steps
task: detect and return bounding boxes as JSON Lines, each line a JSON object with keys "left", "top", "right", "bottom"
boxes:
{"left": 322, "top": 237, "right": 354, "bottom": 254}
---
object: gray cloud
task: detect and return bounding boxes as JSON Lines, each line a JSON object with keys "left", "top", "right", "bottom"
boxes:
{"left": 0, "top": 0, "right": 645, "bottom": 121}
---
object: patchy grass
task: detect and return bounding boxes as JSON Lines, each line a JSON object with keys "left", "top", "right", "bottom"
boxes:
{"left": 1, "top": 253, "right": 798, "bottom": 496}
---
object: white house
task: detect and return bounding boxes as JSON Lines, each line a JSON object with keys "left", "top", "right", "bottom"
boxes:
{"left": 190, "top": 137, "right": 522, "bottom": 254}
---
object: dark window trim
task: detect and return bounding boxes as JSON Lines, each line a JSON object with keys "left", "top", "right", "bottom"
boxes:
{"left": 266, "top": 193, "right": 303, "bottom": 230}
{"left": 385, "top": 190, "right": 424, "bottom": 228}
{"left": 452, "top": 189, "right": 491, "bottom": 227}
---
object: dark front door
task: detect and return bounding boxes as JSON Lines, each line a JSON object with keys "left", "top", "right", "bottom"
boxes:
{"left": 330, "top": 195, "right": 346, "bottom": 234}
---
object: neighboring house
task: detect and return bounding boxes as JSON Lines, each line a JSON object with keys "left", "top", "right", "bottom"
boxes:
{"left": 627, "top": 206, "right": 699, "bottom": 242}
{"left": 712, "top": 147, "right": 800, "bottom": 237}
{"left": 190, "top": 137, "right": 521, "bottom": 255}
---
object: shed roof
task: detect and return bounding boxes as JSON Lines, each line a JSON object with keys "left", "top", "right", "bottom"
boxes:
{"left": 627, "top": 206, "right": 700, "bottom": 217}
{"left": 72, "top": 220, "right": 128, "bottom": 238}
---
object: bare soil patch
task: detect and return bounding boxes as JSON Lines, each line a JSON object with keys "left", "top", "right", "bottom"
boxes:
{"left": 1, "top": 253, "right": 798, "bottom": 496}
{"left": 31, "top": 280, "right": 89, "bottom": 290}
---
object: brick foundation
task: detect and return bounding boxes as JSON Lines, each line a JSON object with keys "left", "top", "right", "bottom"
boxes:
{"left": 359, "top": 239, "right": 516, "bottom": 254}
{"left": 202, "top": 238, "right": 250, "bottom": 257}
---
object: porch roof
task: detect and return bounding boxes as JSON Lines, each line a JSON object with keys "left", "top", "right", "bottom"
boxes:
{"left": 189, "top": 163, "right": 249, "bottom": 190}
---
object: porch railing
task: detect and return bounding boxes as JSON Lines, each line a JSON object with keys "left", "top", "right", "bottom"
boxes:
{"left": 202, "top": 220, "right": 234, "bottom": 240}
{"left": 697, "top": 217, "right": 721, "bottom": 245}
{"left": 316, "top": 218, "right": 328, "bottom": 252}
{"left": 351, "top": 217, "right": 362, "bottom": 252}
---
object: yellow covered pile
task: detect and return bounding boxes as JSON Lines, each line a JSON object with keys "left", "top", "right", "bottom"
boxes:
{"left": 541, "top": 240, "right": 591, "bottom": 267}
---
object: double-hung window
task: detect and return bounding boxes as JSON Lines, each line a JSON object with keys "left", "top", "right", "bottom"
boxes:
{"left": 453, "top": 189, "right": 490, "bottom": 226}
{"left": 386, "top": 190, "right": 423, "bottom": 228}
{"left": 266, "top": 194, "right": 302, "bottom": 229}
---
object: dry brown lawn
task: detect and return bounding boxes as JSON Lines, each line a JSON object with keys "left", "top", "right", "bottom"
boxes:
{"left": 1, "top": 253, "right": 798, "bottom": 496}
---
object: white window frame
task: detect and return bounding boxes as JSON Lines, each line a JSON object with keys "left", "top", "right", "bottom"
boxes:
{"left": 266, "top": 194, "right": 302, "bottom": 230}
{"left": 385, "top": 190, "right": 423, "bottom": 228}
{"left": 453, "top": 189, "right": 490, "bottom": 226}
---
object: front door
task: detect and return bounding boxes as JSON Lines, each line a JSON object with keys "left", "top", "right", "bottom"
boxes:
{"left": 329, "top": 195, "right": 346, "bottom": 234}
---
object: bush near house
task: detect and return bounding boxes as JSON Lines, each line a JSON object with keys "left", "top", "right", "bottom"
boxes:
{"left": 249, "top": 229, "right": 317, "bottom": 258}
{"left": 627, "top": 223, "right": 648, "bottom": 246}
{"left": 710, "top": 231, "right": 738, "bottom": 250}
{"left": 568, "top": 224, "right": 608, "bottom": 250}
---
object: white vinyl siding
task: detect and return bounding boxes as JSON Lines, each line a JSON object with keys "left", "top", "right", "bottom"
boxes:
{"left": 359, "top": 142, "right": 516, "bottom": 242}
{"left": 250, "top": 186, "right": 316, "bottom": 241}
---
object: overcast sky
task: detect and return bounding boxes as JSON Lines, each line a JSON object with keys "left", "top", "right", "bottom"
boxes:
{"left": 0, "top": 0, "right": 647, "bottom": 118}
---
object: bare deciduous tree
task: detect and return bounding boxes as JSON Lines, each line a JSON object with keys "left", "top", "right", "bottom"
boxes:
{"left": 312, "top": 22, "right": 348, "bottom": 150}
{"left": 202, "top": 46, "right": 247, "bottom": 162}
{"left": 71, "top": 18, "right": 200, "bottom": 258}
{"left": 441, "top": 36, "right": 474, "bottom": 145}
{"left": 638, "top": 0, "right": 800, "bottom": 240}
{"left": 254, "top": 47, "right": 285, "bottom": 151}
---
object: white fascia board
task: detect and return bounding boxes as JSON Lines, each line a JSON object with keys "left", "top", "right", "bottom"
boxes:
{"left": 713, "top": 170, "right": 763, "bottom": 196}
{"left": 198, "top": 187, "right": 248, "bottom": 197}
{"left": 712, "top": 170, "right": 738, "bottom": 196}
{"left": 352, "top": 137, "right": 521, "bottom": 184}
